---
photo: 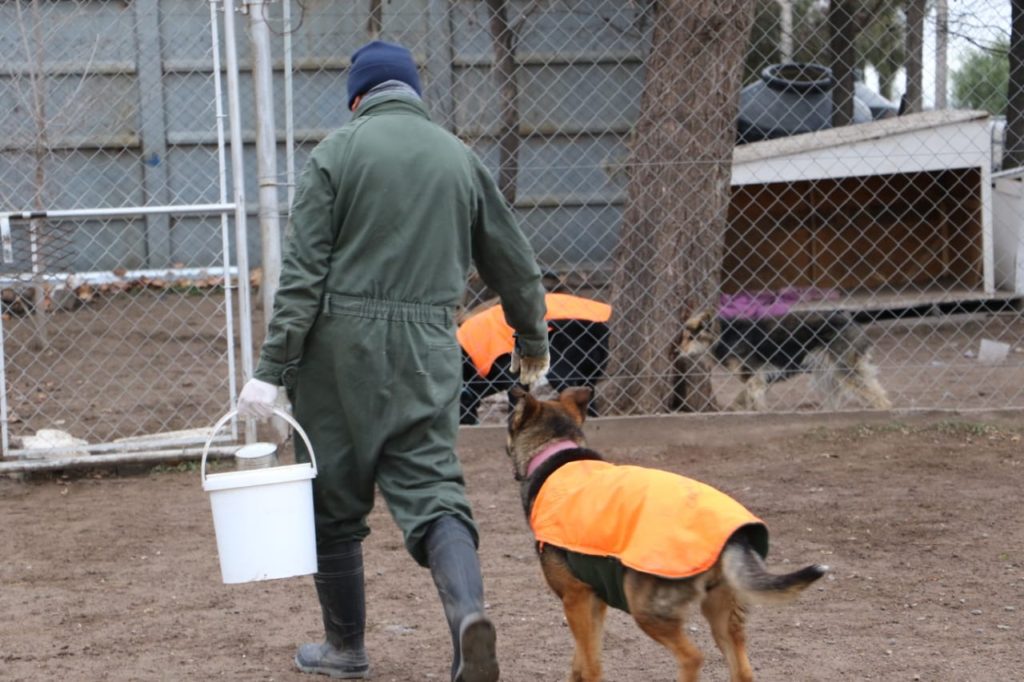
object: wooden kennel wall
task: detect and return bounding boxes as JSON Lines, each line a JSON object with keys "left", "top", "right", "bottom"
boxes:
{"left": 724, "top": 110, "right": 994, "bottom": 301}
{"left": 723, "top": 169, "right": 985, "bottom": 294}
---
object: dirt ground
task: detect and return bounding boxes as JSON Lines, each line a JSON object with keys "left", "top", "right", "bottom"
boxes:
{"left": 2, "top": 410, "right": 1023, "bottom": 681}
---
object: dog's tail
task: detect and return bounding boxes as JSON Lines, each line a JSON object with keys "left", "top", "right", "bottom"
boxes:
{"left": 721, "top": 535, "right": 828, "bottom": 605}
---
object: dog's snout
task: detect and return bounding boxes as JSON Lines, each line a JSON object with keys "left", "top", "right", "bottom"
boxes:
{"left": 678, "top": 330, "right": 702, "bottom": 357}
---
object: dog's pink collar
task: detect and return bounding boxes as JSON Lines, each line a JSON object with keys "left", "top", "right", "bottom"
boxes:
{"left": 526, "top": 440, "right": 580, "bottom": 477}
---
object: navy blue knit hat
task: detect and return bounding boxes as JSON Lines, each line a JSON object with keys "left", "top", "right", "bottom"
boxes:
{"left": 346, "top": 41, "right": 422, "bottom": 110}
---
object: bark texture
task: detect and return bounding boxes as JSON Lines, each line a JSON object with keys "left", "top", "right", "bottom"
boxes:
{"left": 604, "top": 0, "right": 755, "bottom": 414}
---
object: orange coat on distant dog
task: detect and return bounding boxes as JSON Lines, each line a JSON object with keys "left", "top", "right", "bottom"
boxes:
{"left": 458, "top": 293, "right": 612, "bottom": 377}
{"left": 530, "top": 459, "right": 768, "bottom": 579}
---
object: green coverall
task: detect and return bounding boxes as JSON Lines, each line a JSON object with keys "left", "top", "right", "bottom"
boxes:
{"left": 253, "top": 94, "right": 548, "bottom": 565}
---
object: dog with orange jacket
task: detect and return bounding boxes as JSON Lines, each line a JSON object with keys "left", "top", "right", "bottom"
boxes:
{"left": 506, "top": 385, "right": 828, "bottom": 682}
{"left": 458, "top": 293, "right": 611, "bottom": 424}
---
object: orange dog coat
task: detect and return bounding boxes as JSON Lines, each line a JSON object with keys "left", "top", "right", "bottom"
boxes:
{"left": 458, "top": 293, "right": 612, "bottom": 376}
{"left": 530, "top": 460, "right": 767, "bottom": 579}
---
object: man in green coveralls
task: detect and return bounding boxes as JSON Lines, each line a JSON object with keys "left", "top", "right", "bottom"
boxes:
{"left": 236, "top": 41, "right": 550, "bottom": 682}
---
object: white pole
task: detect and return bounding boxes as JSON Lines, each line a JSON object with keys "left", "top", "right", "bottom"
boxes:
{"left": 247, "top": 0, "right": 282, "bottom": 323}
{"left": 210, "top": 0, "right": 240, "bottom": 441}
{"left": 0, "top": 305, "right": 9, "bottom": 456}
{"left": 2, "top": 204, "right": 234, "bottom": 220}
{"left": 283, "top": 0, "right": 296, "bottom": 212}
{"left": 8, "top": 434, "right": 234, "bottom": 457}
{"left": 0, "top": 446, "right": 240, "bottom": 474}
{"left": 221, "top": 0, "right": 257, "bottom": 444}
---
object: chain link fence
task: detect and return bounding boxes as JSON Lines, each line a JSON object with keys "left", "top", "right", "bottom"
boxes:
{"left": 2, "top": 0, "right": 1023, "bottom": 456}
{"left": 0, "top": 0, "right": 243, "bottom": 457}
{"left": 270, "top": 0, "right": 1022, "bottom": 418}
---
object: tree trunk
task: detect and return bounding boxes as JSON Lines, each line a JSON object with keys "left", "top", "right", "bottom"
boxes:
{"left": 903, "top": 0, "right": 925, "bottom": 113}
{"left": 604, "top": 0, "right": 754, "bottom": 415}
{"left": 1006, "top": 0, "right": 1024, "bottom": 169}
{"left": 776, "top": 0, "right": 794, "bottom": 63}
{"left": 487, "top": 0, "right": 521, "bottom": 204}
{"left": 828, "top": 0, "right": 857, "bottom": 127}
{"left": 934, "top": 0, "right": 948, "bottom": 109}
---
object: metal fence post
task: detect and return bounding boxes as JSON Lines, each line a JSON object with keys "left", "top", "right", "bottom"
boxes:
{"left": 246, "top": 0, "right": 283, "bottom": 323}
{"left": 134, "top": 0, "right": 172, "bottom": 268}
{"left": 222, "top": 0, "right": 257, "bottom": 444}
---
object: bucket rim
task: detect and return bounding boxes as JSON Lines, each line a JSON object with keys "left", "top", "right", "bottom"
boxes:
{"left": 203, "top": 462, "right": 315, "bottom": 492}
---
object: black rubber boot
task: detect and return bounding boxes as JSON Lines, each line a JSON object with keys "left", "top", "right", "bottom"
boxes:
{"left": 425, "top": 516, "right": 500, "bottom": 682}
{"left": 294, "top": 541, "right": 371, "bottom": 679}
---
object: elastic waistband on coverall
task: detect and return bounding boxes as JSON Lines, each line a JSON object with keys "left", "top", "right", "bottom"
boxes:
{"left": 323, "top": 292, "right": 454, "bottom": 325}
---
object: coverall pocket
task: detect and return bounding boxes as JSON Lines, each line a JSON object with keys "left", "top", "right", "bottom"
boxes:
{"left": 426, "top": 343, "right": 461, "bottom": 404}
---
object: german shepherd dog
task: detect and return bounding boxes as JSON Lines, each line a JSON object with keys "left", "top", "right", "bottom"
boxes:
{"left": 675, "top": 310, "right": 892, "bottom": 412}
{"left": 506, "top": 385, "right": 827, "bottom": 682}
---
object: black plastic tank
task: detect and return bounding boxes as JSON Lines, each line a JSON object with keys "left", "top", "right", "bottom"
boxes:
{"left": 737, "top": 63, "right": 873, "bottom": 144}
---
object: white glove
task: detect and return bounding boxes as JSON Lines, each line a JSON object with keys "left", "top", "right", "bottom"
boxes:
{"left": 238, "top": 378, "right": 279, "bottom": 419}
{"left": 268, "top": 391, "right": 295, "bottom": 444}
{"left": 511, "top": 350, "right": 550, "bottom": 387}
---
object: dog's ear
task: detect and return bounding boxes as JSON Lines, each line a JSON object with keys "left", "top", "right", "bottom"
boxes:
{"left": 559, "top": 386, "right": 592, "bottom": 425}
{"left": 509, "top": 387, "right": 541, "bottom": 432}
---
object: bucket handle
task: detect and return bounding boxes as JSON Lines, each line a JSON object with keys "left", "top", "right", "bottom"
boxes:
{"left": 201, "top": 408, "right": 317, "bottom": 483}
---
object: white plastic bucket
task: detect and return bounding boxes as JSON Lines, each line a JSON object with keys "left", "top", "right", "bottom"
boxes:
{"left": 201, "top": 409, "right": 318, "bottom": 584}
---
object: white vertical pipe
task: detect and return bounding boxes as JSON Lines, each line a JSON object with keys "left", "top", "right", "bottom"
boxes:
{"left": 283, "top": 0, "right": 296, "bottom": 212}
{"left": 210, "top": 0, "right": 240, "bottom": 441}
{"left": 247, "top": 0, "right": 282, "bottom": 323}
{"left": 221, "top": 0, "right": 257, "bottom": 444}
{"left": 0, "top": 305, "right": 9, "bottom": 456}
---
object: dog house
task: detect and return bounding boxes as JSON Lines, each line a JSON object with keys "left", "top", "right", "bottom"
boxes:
{"left": 993, "top": 167, "right": 1024, "bottom": 295}
{"left": 724, "top": 110, "right": 996, "bottom": 310}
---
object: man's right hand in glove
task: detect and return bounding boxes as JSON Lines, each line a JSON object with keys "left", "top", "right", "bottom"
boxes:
{"left": 237, "top": 378, "right": 279, "bottom": 419}
{"left": 510, "top": 349, "right": 551, "bottom": 387}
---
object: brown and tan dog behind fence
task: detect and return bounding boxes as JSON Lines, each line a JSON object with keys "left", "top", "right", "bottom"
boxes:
{"left": 506, "top": 385, "right": 827, "bottom": 682}
{"left": 674, "top": 310, "right": 892, "bottom": 412}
